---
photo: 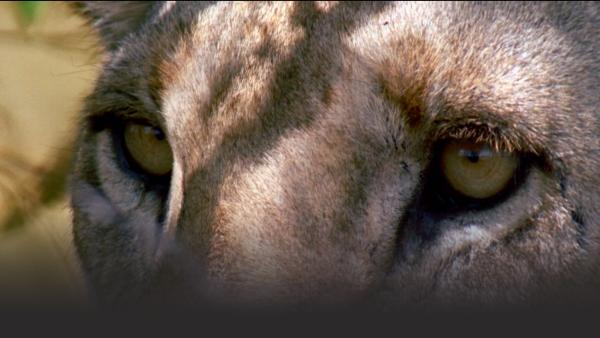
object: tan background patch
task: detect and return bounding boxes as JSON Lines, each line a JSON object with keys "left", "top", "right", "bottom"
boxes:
{"left": 0, "top": 2, "right": 99, "bottom": 305}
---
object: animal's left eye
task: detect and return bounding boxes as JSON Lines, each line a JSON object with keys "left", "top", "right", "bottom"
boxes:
{"left": 123, "top": 122, "right": 173, "bottom": 177}
{"left": 440, "top": 139, "right": 519, "bottom": 200}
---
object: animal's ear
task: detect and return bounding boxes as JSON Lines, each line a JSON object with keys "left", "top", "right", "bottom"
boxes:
{"left": 70, "top": 1, "right": 155, "bottom": 50}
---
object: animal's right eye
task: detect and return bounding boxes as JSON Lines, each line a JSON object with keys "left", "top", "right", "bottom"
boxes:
{"left": 439, "top": 139, "right": 519, "bottom": 200}
{"left": 122, "top": 122, "right": 173, "bottom": 177}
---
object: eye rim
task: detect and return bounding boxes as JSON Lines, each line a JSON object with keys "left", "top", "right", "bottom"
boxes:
{"left": 423, "top": 138, "right": 532, "bottom": 214}
{"left": 110, "top": 118, "right": 173, "bottom": 191}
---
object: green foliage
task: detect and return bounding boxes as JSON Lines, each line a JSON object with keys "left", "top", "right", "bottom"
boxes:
{"left": 17, "top": 1, "right": 42, "bottom": 27}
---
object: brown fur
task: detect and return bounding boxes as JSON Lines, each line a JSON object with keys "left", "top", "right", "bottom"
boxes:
{"left": 69, "top": 1, "right": 600, "bottom": 308}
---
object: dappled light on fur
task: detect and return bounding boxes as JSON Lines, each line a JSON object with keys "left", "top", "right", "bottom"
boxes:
{"left": 63, "top": 1, "right": 600, "bottom": 308}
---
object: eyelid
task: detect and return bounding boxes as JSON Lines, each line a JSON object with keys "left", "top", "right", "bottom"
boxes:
{"left": 431, "top": 118, "right": 543, "bottom": 156}
{"left": 87, "top": 109, "right": 165, "bottom": 135}
{"left": 84, "top": 88, "right": 165, "bottom": 133}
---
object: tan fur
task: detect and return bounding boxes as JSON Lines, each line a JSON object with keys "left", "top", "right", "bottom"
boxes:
{"left": 69, "top": 1, "right": 600, "bottom": 308}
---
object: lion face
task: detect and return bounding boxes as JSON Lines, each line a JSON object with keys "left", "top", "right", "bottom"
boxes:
{"left": 70, "top": 2, "right": 600, "bottom": 307}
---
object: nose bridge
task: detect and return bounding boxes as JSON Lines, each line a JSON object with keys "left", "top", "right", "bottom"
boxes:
{"left": 149, "top": 2, "right": 397, "bottom": 285}
{"left": 155, "top": 155, "right": 184, "bottom": 262}
{"left": 171, "top": 165, "right": 221, "bottom": 262}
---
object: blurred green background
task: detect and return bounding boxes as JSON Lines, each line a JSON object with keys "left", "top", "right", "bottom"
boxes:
{"left": 0, "top": 1, "right": 100, "bottom": 305}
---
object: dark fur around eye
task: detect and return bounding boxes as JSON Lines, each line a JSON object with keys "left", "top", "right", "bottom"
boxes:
{"left": 88, "top": 113, "right": 172, "bottom": 195}
{"left": 421, "top": 141, "right": 534, "bottom": 217}
{"left": 394, "top": 141, "right": 536, "bottom": 248}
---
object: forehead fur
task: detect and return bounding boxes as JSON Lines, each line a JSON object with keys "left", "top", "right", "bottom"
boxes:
{"left": 96, "top": 2, "right": 599, "bottom": 153}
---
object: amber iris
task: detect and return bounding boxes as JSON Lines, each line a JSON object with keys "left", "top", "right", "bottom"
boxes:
{"left": 123, "top": 123, "right": 173, "bottom": 176}
{"left": 440, "top": 140, "right": 518, "bottom": 199}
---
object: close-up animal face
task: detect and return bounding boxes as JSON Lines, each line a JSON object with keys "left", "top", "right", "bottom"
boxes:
{"left": 69, "top": 1, "right": 600, "bottom": 307}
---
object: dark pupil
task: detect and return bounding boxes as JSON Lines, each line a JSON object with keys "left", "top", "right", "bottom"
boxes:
{"left": 465, "top": 150, "right": 479, "bottom": 163}
{"left": 150, "top": 127, "right": 165, "bottom": 141}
